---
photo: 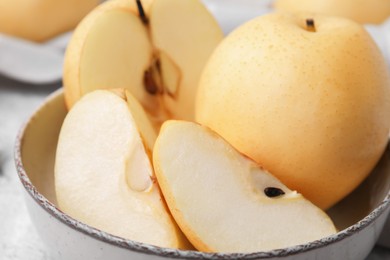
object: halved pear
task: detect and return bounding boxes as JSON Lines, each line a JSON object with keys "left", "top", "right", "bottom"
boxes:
{"left": 64, "top": 0, "right": 223, "bottom": 127}
{"left": 55, "top": 90, "right": 188, "bottom": 249}
{"left": 153, "top": 121, "right": 337, "bottom": 253}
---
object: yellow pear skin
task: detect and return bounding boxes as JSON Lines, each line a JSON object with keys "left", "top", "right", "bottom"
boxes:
{"left": 196, "top": 13, "right": 390, "bottom": 209}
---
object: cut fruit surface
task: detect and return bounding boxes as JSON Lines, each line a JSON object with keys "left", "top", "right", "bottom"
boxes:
{"left": 149, "top": 0, "right": 224, "bottom": 120}
{"left": 64, "top": 0, "right": 223, "bottom": 128}
{"left": 153, "top": 121, "right": 337, "bottom": 253}
{"left": 55, "top": 90, "right": 188, "bottom": 249}
{"left": 64, "top": 1, "right": 154, "bottom": 112}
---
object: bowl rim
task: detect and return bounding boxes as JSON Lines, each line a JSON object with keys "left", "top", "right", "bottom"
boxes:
{"left": 14, "top": 89, "right": 390, "bottom": 259}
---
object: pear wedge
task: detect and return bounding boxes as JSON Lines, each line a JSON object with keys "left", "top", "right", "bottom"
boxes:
{"left": 55, "top": 90, "right": 188, "bottom": 249}
{"left": 153, "top": 121, "right": 337, "bottom": 253}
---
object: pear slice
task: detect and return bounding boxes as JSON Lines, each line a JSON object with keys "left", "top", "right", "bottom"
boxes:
{"left": 63, "top": 0, "right": 223, "bottom": 129}
{"left": 153, "top": 121, "right": 337, "bottom": 253}
{"left": 55, "top": 90, "right": 188, "bottom": 249}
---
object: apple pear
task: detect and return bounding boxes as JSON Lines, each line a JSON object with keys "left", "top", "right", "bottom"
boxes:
{"left": 0, "top": 0, "right": 99, "bottom": 42}
{"left": 274, "top": 0, "right": 390, "bottom": 25}
{"left": 153, "top": 120, "right": 337, "bottom": 253}
{"left": 63, "top": 0, "right": 223, "bottom": 127}
{"left": 196, "top": 13, "right": 390, "bottom": 209}
{"left": 55, "top": 90, "right": 189, "bottom": 249}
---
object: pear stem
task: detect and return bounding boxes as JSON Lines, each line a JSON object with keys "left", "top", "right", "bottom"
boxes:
{"left": 136, "top": 0, "right": 149, "bottom": 25}
{"left": 306, "top": 19, "right": 316, "bottom": 32}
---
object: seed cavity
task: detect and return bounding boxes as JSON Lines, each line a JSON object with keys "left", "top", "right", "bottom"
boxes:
{"left": 264, "top": 187, "right": 285, "bottom": 198}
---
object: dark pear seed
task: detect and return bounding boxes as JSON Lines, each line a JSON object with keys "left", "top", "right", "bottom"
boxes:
{"left": 264, "top": 187, "right": 285, "bottom": 198}
{"left": 143, "top": 69, "right": 158, "bottom": 95}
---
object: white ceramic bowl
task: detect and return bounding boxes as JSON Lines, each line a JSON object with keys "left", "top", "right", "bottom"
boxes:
{"left": 15, "top": 89, "right": 390, "bottom": 259}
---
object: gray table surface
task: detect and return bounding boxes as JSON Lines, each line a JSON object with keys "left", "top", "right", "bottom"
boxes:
{"left": 0, "top": 76, "right": 390, "bottom": 260}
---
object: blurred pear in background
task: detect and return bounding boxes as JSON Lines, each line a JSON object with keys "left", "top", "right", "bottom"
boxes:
{"left": 0, "top": 0, "right": 100, "bottom": 42}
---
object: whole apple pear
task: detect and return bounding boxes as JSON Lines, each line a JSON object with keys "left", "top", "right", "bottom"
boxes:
{"left": 196, "top": 13, "right": 390, "bottom": 209}
{"left": 274, "top": 0, "right": 390, "bottom": 25}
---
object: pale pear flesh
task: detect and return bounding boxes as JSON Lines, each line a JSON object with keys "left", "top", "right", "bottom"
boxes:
{"left": 79, "top": 9, "right": 154, "bottom": 111}
{"left": 63, "top": 0, "right": 168, "bottom": 125}
{"left": 153, "top": 121, "right": 337, "bottom": 253}
{"left": 55, "top": 90, "right": 185, "bottom": 248}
